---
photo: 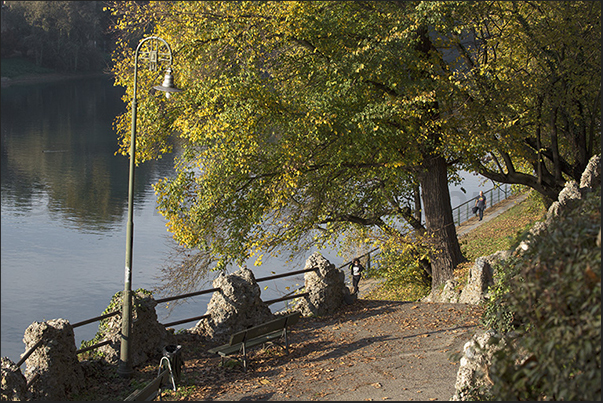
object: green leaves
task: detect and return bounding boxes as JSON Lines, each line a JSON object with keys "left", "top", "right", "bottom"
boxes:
{"left": 482, "top": 188, "right": 601, "bottom": 401}
{"left": 445, "top": 1, "right": 601, "bottom": 200}
{"left": 111, "top": 1, "right": 448, "bottom": 269}
{"left": 109, "top": 2, "right": 599, "bottom": 288}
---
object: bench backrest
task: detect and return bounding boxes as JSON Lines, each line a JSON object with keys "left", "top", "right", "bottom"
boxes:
{"left": 124, "top": 368, "right": 170, "bottom": 401}
{"left": 284, "top": 311, "right": 301, "bottom": 327}
{"left": 228, "top": 311, "right": 302, "bottom": 345}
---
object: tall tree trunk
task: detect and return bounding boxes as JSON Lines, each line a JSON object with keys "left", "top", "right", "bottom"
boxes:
{"left": 412, "top": 23, "right": 464, "bottom": 290}
{"left": 419, "top": 154, "right": 464, "bottom": 290}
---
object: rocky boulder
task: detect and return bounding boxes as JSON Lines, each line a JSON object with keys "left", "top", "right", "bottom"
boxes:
{"left": 193, "top": 267, "right": 275, "bottom": 343}
{"left": 89, "top": 289, "right": 176, "bottom": 367}
{"left": 451, "top": 330, "right": 506, "bottom": 400}
{"left": 459, "top": 250, "right": 511, "bottom": 304}
{"left": 430, "top": 279, "right": 461, "bottom": 303}
{"left": 295, "top": 252, "right": 351, "bottom": 317}
{"left": 22, "top": 319, "right": 84, "bottom": 401}
{"left": 1, "top": 357, "right": 28, "bottom": 401}
{"left": 579, "top": 153, "right": 601, "bottom": 190}
{"left": 518, "top": 154, "right": 601, "bottom": 254}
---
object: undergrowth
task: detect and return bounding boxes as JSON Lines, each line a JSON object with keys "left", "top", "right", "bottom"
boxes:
{"left": 479, "top": 187, "right": 601, "bottom": 401}
{"left": 366, "top": 190, "right": 547, "bottom": 301}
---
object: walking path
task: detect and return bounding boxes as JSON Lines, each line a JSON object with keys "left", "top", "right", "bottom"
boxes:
{"left": 178, "top": 299, "right": 484, "bottom": 401}
{"left": 455, "top": 191, "right": 529, "bottom": 238}
{"left": 161, "top": 191, "right": 530, "bottom": 401}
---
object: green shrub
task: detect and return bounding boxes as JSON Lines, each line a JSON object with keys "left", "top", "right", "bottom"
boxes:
{"left": 481, "top": 188, "right": 601, "bottom": 401}
{"left": 370, "top": 243, "right": 431, "bottom": 296}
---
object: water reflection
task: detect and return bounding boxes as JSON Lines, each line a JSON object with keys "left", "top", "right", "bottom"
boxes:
{"left": 1, "top": 76, "right": 176, "bottom": 233}
{"left": 1, "top": 76, "right": 180, "bottom": 362}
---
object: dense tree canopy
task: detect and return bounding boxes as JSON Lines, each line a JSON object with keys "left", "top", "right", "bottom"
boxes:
{"left": 107, "top": 1, "right": 600, "bottom": 295}
{"left": 427, "top": 1, "right": 601, "bottom": 202}
{"left": 1, "top": 1, "right": 113, "bottom": 71}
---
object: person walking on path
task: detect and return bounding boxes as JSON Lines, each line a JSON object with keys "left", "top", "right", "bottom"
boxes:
{"left": 475, "top": 190, "right": 487, "bottom": 221}
{"left": 349, "top": 258, "right": 365, "bottom": 294}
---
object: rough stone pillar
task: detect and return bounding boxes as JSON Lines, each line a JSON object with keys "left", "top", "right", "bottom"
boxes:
{"left": 1, "top": 357, "right": 28, "bottom": 401}
{"left": 22, "top": 319, "right": 84, "bottom": 401}
{"left": 579, "top": 154, "right": 600, "bottom": 190}
{"left": 451, "top": 330, "right": 509, "bottom": 401}
{"left": 459, "top": 257, "right": 493, "bottom": 304}
{"left": 296, "top": 252, "right": 351, "bottom": 317}
{"left": 193, "top": 267, "right": 275, "bottom": 343}
{"left": 459, "top": 251, "right": 511, "bottom": 304}
{"left": 90, "top": 289, "right": 176, "bottom": 367}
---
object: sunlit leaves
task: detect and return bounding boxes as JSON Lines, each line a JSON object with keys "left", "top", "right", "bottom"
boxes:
{"left": 108, "top": 1, "right": 599, "bottom": 275}
{"left": 434, "top": 1, "right": 601, "bottom": 196}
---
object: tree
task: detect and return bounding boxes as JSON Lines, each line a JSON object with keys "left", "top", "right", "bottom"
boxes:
{"left": 3, "top": 1, "right": 110, "bottom": 71}
{"left": 108, "top": 1, "right": 600, "bottom": 298}
{"left": 108, "top": 1, "right": 471, "bottom": 293}
{"left": 425, "top": 1, "right": 601, "bottom": 203}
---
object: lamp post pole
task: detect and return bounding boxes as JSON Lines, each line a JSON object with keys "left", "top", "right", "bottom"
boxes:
{"left": 117, "top": 36, "right": 182, "bottom": 378}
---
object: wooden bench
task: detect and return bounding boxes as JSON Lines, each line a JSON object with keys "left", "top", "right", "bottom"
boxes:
{"left": 124, "top": 356, "right": 177, "bottom": 401}
{"left": 208, "top": 311, "right": 301, "bottom": 371}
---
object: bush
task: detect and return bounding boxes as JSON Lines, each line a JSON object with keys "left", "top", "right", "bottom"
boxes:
{"left": 481, "top": 188, "right": 601, "bottom": 400}
{"left": 366, "top": 240, "right": 431, "bottom": 301}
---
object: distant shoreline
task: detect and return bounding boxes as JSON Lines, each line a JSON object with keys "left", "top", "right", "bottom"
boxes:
{"left": 1, "top": 71, "right": 110, "bottom": 88}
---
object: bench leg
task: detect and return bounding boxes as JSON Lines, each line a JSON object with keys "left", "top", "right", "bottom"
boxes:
{"left": 242, "top": 343, "right": 248, "bottom": 371}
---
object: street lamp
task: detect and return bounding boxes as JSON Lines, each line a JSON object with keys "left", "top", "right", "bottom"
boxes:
{"left": 118, "top": 36, "right": 182, "bottom": 378}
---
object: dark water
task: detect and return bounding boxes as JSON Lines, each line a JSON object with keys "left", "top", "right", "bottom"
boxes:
{"left": 0, "top": 76, "right": 492, "bottom": 364}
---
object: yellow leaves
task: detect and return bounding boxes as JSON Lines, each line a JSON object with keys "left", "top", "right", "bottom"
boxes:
{"left": 384, "top": 161, "right": 405, "bottom": 169}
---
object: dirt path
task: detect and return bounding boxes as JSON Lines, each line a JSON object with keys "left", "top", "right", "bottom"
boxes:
{"left": 161, "top": 193, "right": 530, "bottom": 401}
{"left": 171, "top": 300, "right": 483, "bottom": 401}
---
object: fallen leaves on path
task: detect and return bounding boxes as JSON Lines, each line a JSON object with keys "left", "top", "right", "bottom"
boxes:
{"left": 90, "top": 299, "right": 484, "bottom": 401}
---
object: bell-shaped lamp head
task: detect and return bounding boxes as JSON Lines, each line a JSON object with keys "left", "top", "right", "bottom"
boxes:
{"left": 153, "top": 68, "right": 183, "bottom": 99}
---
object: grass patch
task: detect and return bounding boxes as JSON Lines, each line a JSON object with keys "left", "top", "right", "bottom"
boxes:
{"left": 459, "top": 192, "right": 546, "bottom": 262}
{"left": 1, "top": 57, "right": 54, "bottom": 78}
{"left": 369, "top": 191, "right": 547, "bottom": 301}
{"left": 365, "top": 278, "right": 429, "bottom": 301}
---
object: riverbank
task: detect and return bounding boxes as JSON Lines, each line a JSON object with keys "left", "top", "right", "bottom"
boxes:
{"left": 1, "top": 71, "right": 109, "bottom": 88}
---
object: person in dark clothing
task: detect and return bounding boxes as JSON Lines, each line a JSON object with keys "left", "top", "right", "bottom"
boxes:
{"left": 475, "top": 190, "right": 487, "bottom": 221}
{"left": 349, "top": 258, "right": 365, "bottom": 294}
